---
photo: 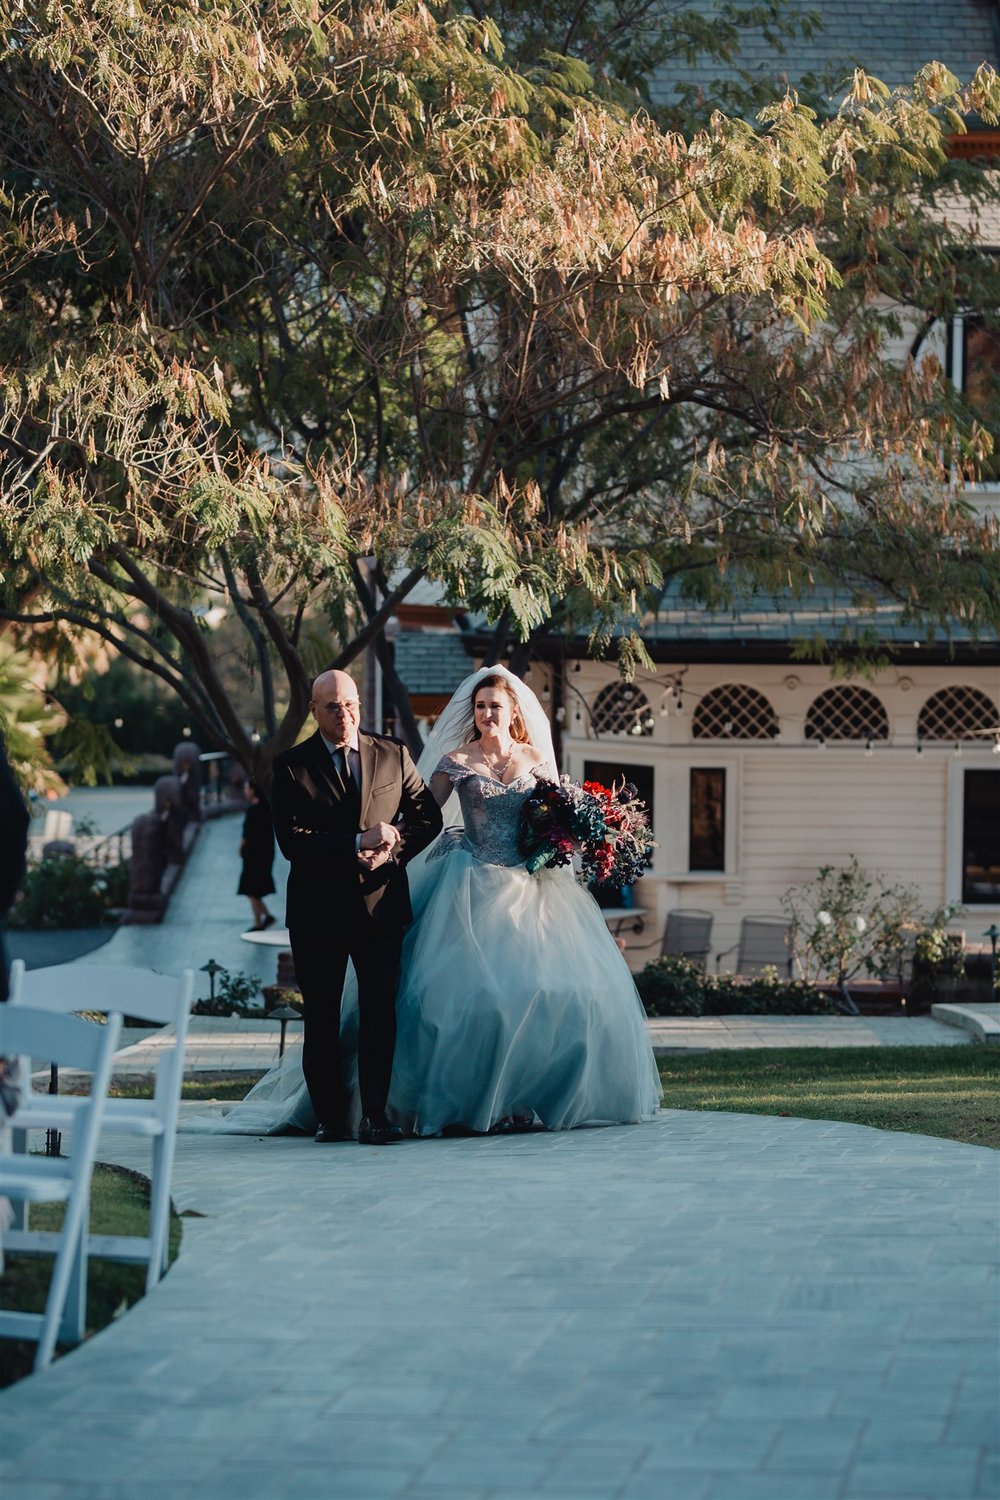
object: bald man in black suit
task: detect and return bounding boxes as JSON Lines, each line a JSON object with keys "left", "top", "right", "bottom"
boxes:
{"left": 270, "top": 670, "right": 442, "bottom": 1144}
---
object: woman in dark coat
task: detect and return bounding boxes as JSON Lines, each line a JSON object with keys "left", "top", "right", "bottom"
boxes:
{"left": 238, "top": 781, "right": 276, "bottom": 930}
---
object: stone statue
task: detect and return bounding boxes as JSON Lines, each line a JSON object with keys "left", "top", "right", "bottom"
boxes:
{"left": 153, "top": 774, "right": 186, "bottom": 865}
{"left": 172, "top": 740, "right": 203, "bottom": 823}
{"left": 126, "top": 810, "right": 167, "bottom": 921}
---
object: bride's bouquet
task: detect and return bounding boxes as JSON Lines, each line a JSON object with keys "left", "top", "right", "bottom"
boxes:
{"left": 518, "top": 775, "right": 654, "bottom": 887}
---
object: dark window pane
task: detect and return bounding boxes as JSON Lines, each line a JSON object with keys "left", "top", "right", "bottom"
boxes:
{"left": 962, "top": 318, "right": 1000, "bottom": 481}
{"left": 963, "top": 770, "right": 1000, "bottom": 904}
{"left": 689, "top": 768, "right": 725, "bottom": 872}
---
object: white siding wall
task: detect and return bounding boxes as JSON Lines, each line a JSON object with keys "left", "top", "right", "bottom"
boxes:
{"left": 561, "top": 662, "right": 1000, "bottom": 971}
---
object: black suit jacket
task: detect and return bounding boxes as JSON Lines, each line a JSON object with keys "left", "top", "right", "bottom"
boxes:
{"left": 270, "top": 730, "right": 442, "bottom": 933}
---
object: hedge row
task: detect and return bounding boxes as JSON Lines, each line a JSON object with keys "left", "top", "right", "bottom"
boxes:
{"left": 635, "top": 955, "right": 838, "bottom": 1017}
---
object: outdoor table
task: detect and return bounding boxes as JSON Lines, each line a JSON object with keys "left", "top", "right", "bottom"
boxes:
{"left": 600, "top": 906, "right": 646, "bottom": 936}
{"left": 239, "top": 927, "right": 291, "bottom": 946}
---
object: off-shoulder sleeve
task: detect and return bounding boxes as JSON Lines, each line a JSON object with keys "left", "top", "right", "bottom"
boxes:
{"left": 433, "top": 753, "right": 473, "bottom": 782}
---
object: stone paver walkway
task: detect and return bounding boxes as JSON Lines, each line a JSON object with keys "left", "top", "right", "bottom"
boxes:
{"left": 645, "top": 1013, "right": 973, "bottom": 1053}
{"left": 1, "top": 1114, "right": 997, "bottom": 1500}
{"left": 77, "top": 812, "right": 291, "bottom": 989}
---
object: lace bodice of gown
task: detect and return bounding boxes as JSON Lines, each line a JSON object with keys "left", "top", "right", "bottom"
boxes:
{"left": 434, "top": 754, "right": 547, "bottom": 867}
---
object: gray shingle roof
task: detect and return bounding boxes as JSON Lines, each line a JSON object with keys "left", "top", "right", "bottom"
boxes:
{"left": 646, "top": 578, "right": 997, "bottom": 649}
{"left": 393, "top": 629, "right": 476, "bottom": 695}
{"left": 651, "top": 0, "right": 998, "bottom": 107}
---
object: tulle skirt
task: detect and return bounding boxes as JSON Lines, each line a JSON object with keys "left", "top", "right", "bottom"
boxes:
{"left": 391, "top": 847, "right": 661, "bottom": 1134}
{"left": 186, "top": 845, "right": 661, "bottom": 1136}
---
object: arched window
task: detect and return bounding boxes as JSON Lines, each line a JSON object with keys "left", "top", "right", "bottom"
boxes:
{"left": 692, "top": 684, "right": 780, "bottom": 740}
{"left": 918, "top": 687, "right": 999, "bottom": 741}
{"left": 591, "top": 682, "right": 653, "bottom": 736}
{"left": 805, "top": 686, "right": 889, "bottom": 741}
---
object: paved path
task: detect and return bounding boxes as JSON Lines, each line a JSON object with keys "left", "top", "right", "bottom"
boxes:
{"left": 1, "top": 1114, "right": 997, "bottom": 1500}
{"left": 75, "top": 812, "right": 290, "bottom": 990}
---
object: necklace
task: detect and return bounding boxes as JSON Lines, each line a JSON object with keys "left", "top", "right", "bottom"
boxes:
{"left": 481, "top": 743, "right": 515, "bottom": 782}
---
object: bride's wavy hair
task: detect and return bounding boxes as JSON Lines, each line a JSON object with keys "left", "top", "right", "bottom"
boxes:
{"left": 468, "top": 673, "right": 531, "bottom": 744}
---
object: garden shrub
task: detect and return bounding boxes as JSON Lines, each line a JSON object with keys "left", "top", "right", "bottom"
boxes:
{"left": 635, "top": 958, "right": 837, "bottom": 1017}
{"left": 634, "top": 955, "right": 705, "bottom": 1016}
{"left": 193, "top": 968, "right": 263, "bottom": 1016}
{"left": 703, "top": 968, "right": 837, "bottom": 1015}
{"left": 7, "top": 852, "right": 123, "bottom": 928}
{"left": 261, "top": 985, "right": 303, "bottom": 1013}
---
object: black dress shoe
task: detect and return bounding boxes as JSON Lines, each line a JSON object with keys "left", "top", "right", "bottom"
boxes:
{"left": 357, "top": 1116, "right": 405, "bottom": 1145}
{"left": 314, "top": 1123, "right": 352, "bottom": 1143}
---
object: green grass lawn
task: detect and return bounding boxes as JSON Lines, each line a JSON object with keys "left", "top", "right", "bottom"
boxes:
{"left": 104, "top": 1072, "right": 266, "bottom": 1101}
{"left": 658, "top": 1046, "right": 1000, "bottom": 1148}
{"left": 0, "top": 1162, "right": 182, "bottom": 1389}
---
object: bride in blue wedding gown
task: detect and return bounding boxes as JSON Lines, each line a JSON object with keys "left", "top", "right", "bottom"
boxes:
{"left": 186, "top": 665, "right": 661, "bottom": 1137}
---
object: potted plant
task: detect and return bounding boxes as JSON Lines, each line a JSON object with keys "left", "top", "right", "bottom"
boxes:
{"left": 909, "top": 907, "right": 966, "bottom": 1010}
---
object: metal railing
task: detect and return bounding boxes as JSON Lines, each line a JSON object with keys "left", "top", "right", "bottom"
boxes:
{"left": 26, "top": 825, "right": 132, "bottom": 868}
{"left": 199, "top": 750, "right": 238, "bottom": 807}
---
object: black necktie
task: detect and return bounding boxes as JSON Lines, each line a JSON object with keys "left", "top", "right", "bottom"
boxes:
{"left": 333, "top": 746, "right": 359, "bottom": 793}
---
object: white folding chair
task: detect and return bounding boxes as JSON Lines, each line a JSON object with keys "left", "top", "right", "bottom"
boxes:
{"left": 7, "top": 961, "right": 195, "bottom": 1292}
{"left": 0, "top": 1004, "right": 122, "bottom": 1371}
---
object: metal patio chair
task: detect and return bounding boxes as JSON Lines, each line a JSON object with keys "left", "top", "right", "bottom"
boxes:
{"left": 716, "top": 916, "right": 794, "bottom": 977}
{"left": 621, "top": 908, "right": 715, "bottom": 969}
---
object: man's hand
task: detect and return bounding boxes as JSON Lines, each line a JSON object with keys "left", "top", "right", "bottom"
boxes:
{"left": 357, "top": 846, "right": 391, "bottom": 873}
{"left": 357, "top": 821, "right": 401, "bottom": 873}
{"left": 359, "top": 822, "right": 401, "bottom": 852}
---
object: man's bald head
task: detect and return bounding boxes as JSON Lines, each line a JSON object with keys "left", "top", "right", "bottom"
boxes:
{"left": 310, "top": 669, "right": 361, "bottom": 748}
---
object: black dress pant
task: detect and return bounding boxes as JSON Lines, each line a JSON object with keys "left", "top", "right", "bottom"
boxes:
{"left": 290, "top": 908, "right": 403, "bottom": 1129}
